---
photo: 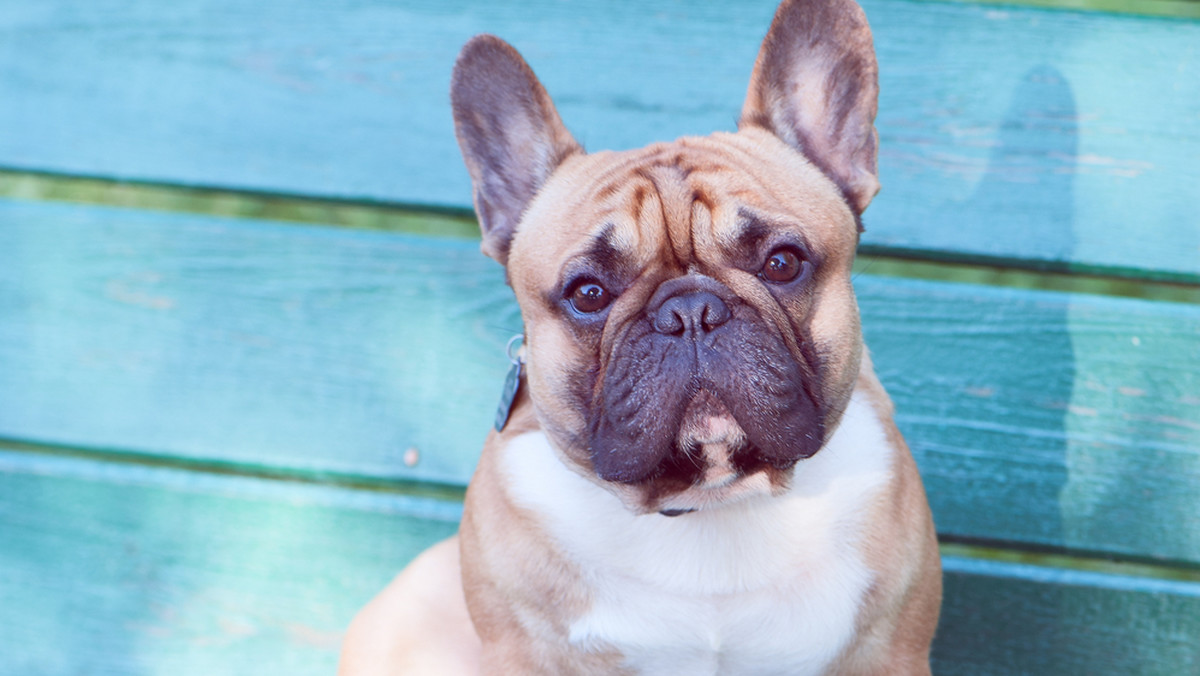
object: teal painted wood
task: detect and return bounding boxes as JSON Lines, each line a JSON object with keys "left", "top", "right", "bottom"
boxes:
{"left": 864, "top": 279, "right": 1200, "bottom": 565}
{"left": 0, "top": 199, "right": 519, "bottom": 486}
{"left": 0, "top": 449, "right": 1197, "bottom": 674}
{"left": 2, "top": 199, "right": 1198, "bottom": 564}
{"left": 0, "top": 448, "right": 460, "bottom": 676}
{"left": 937, "top": 555, "right": 1200, "bottom": 674}
{"left": 0, "top": 1, "right": 1197, "bottom": 280}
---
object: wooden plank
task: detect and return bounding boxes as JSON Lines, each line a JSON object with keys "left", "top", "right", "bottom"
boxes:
{"left": 863, "top": 278, "right": 1200, "bottom": 565}
{"left": 936, "top": 555, "right": 1200, "bottom": 674}
{"left": 0, "top": 1, "right": 1197, "bottom": 279}
{"left": 946, "top": 0, "right": 1200, "bottom": 20}
{"left": 2, "top": 199, "right": 1198, "bottom": 564}
{"left": 0, "top": 448, "right": 459, "bottom": 675}
{"left": 0, "top": 199, "right": 518, "bottom": 486}
{"left": 0, "top": 449, "right": 1197, "bottom": 674}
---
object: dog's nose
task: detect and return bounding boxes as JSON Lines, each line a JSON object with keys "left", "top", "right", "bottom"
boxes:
{"left": 653, "top": 291, "right": 731, "bottom": 336}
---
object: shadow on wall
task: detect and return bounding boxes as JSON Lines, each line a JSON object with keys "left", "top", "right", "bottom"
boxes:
{"left": 933, "top": 64, "right": 1080, "bottom": 673}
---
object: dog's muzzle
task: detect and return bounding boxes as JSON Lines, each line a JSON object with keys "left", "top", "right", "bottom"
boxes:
{"left": 588, "top": 274, "right": 824, "bottom": 486}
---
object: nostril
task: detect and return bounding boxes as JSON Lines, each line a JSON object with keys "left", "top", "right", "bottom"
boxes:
{"left": 653, "top": 306, "right": 686, "bottom": 335}
{"left": 702, "top": 297, "right": 731, "bottom": 330}
{"left": 653, "top": 292, "right": 730, "bottom": 336}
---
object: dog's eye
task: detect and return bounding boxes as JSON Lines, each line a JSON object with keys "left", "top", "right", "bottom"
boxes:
{"left": 760, "top": 248, "right": 806, "bottom": 283}
{"left": 568, "top": 281, "right": 613, "bottom": 313}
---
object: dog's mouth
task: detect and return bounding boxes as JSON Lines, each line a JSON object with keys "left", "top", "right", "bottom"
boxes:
{"left": 586, "top": 316, "right": 825, "bottom": 486}
{"left": 599, "top": 388, "right": 808, "bottom": 515}
{"left": 580, "top": 272, "right": 828, "bottom": 513}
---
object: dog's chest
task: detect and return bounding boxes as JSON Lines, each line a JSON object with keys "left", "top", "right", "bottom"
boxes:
{"left": 502, "top": 393, "right": 894, "bottom": 675}
{"left": 570, "top": 550, "right": 869, "bottom": 675}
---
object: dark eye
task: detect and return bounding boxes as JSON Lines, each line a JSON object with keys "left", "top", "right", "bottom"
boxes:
{"left": 568, "top": 281, "right": 613, "bottom": 313}
{"left": 760, "top": 248, "right": 806, "bottom": 283}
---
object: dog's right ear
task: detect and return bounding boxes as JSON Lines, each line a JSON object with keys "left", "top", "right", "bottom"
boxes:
{"left": 740, "top": 0, "right": 880, "bottom": 220}
{"left": 451, "top": 35, "right": 582, "bottom": 266}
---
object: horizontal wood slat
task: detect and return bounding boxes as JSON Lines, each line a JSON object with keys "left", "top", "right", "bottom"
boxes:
{"left": 1, "top": 450, "right": 1197, "bottom": 675}
{"left": 937, "top": 555, "right": 1200, "bottom": 674}
{"left": 0, "top": 449, "right": 460, "bottom": 676}
{"left": 0, "top": 1, "right": 1197, "bottom": 280}
{"left": 2, "top": 199, "right": 1197, "bottom": 564}
{"left": 865, "top": 279, "right": 1200, "bottom": 565}
{"left": 0, "top": 199, "right": 518, "bottom": 485}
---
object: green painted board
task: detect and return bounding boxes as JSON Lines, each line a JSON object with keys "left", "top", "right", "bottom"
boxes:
{"left": 0, "top": 1, "right": 1197, "bottom": 280}
{"left": 2, "top": 198, "right": 1198, "bottom": 564}
{"left": 863, "top": 280, "right": 1200, "bottom": 565}
{"left": 1, "top": 449, "right": 1197, "bottom": 674}
{"left": 937, "top": 555, "right": 1200, "bottom": 674}
{"left": 0, "top": 449, "right": 460, "bottom": 676}
{"left": 0, "top": 199, "right": 519, "bottom": 485}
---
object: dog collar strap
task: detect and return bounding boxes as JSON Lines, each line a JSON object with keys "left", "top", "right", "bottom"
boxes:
{"left": 495, "top": 335, "right": 525, "bottom": 431}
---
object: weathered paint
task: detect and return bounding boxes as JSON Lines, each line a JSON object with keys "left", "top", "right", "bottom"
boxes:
{"left": 0, "top": 448, "right": 460, "bottom": 675}
{"left": 0, "top": 199, "right": 518, "bottom": 485}
{"left": 1, "top": 1, "right": 1197, "bottom": 672}
{"left": 1, "top": 199, "right": 1197, "bottom": 564}
{"left": 1, "top": 449, "right": 1197, "bottom": 675}
{"left": 938, "top": 555, "right": 1200, "bottom": 674}
{"left": 0, "top": 0, "right": 1196, "bottom": 279}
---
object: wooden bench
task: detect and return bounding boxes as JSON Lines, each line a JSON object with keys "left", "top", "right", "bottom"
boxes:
{"left": 1, "top": 0, "right": 1198, "bottom": 672}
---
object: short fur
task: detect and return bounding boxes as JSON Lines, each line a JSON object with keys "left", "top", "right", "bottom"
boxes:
{"left": 340, "top": 0, "right": 941, "bottom": 674}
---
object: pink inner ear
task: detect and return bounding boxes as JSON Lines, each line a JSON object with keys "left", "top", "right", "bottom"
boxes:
{"left": 739, "top": 0, "right": 880, "bottom": 215}
{"left": 450, "top": 34, "right": 581, "bottom": 266}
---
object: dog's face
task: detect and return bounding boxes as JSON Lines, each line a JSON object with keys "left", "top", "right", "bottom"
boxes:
{"left": 509, "top": 133, "right": 865, "bottom": 514}
{"left": 453, "top": 0, "right": 880, "bottom": 514}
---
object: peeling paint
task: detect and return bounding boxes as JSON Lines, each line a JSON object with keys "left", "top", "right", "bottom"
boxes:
{"left": 104, "top": 279, "right": 176, "bottom": 311}
{"left": 286, "top": 623, "right": 344, "bottom": 650}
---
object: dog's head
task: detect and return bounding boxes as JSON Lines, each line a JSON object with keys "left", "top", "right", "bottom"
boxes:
{"left": 452, "top": 0, "right": 879, "bottom": 514}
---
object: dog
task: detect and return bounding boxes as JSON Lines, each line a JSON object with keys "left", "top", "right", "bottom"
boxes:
{"left": 339, "top": 0, "right": 942, "bottom": 673}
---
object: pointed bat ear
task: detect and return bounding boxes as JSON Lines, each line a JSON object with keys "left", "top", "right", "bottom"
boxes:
{"left": 451, "top": 35, "right": 583, "bottom": 266}
{"left": 740, "top": 0, "right": 881, "bottom": 221}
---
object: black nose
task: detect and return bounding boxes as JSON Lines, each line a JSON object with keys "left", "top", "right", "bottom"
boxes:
{"left": 653, "top": 291, "right": 731, "bottom": 336}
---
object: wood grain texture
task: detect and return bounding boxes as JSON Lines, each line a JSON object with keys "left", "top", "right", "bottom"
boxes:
{"left": 2, "top": 199, "right": 1198, "bottom": 564}
{"left": 0, "top": 199, "right": 519, "bottom": 485}
{"left": 863, "top": 278, "right": 1200, "bottom": 565}
{"left": 0, "top": 0, "right": 1197, "bottom": 279}
{"left": 0, "top": 450, "right": 1196, "bottom": 675}
{"left": 0, "top": 449, "right": 460, "bottom": 675}
{"left": 937, "top": 555, "right": 1200, "bottom": 674}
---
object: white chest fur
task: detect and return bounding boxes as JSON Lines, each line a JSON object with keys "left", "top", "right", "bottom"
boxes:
{"left": 501, "top": 392, "right": 895, "bottom": 676}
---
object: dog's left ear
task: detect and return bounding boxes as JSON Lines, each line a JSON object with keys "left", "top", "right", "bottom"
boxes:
{"left": 740, "top": 0, "right": 880, "bottom": 219}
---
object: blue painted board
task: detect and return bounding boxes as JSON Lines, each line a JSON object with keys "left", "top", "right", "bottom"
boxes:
{"left": 0, "top": 448, "right": 459, "bottom": 675}
{"left": 0, "top": 1, "right": 1197, "bottom": 279}
{"left": 865, "top": 278, "right": 1200, "bottom": 565}
{"left": 1, "top": 199, "right": 1198, "bottom": 564}
{"left": 937, "top": 555, "right": 1200, "bottom": 674}
{"left": 0, "top": 199, "right": 519, "bottom": 485}
{"left": 1, "top": 449, "right": 1197, "bottom": 675}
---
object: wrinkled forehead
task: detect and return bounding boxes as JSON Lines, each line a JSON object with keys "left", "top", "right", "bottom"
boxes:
{"left": 508, "top": 129, "right": 858, "bottom": 279}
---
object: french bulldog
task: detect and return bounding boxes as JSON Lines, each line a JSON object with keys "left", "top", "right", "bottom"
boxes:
{"left": 339, "top": 0, "right": 942, "bottom": 673}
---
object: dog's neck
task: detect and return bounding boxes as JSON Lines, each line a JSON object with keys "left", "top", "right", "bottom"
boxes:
{"left": 500, "top": 384, "right": 893, "bottom": 589}
{"left": 496, "top": 385, "right": 896, "bottom": 674}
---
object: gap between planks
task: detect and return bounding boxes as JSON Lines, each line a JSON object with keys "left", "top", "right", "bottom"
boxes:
{"left": 2, "top": 169, "right": 1197, "bottom": 302}
{"left": 0, "top": 435, "right": 466, "bottom": 504}
{"left": 3, "top": 434, "right": 1198, "bottom": 587}
{"left": 935, "top": 0, "right": 1200, "bottom": 20}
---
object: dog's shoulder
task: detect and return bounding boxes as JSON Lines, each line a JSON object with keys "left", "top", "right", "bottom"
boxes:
{"left": 338, "top": 538, "right": 480, "bottom": 676}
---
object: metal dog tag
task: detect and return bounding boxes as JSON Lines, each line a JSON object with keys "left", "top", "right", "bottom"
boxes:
{"left": 495, "top": 335, "right": 524, "bottom": 431}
